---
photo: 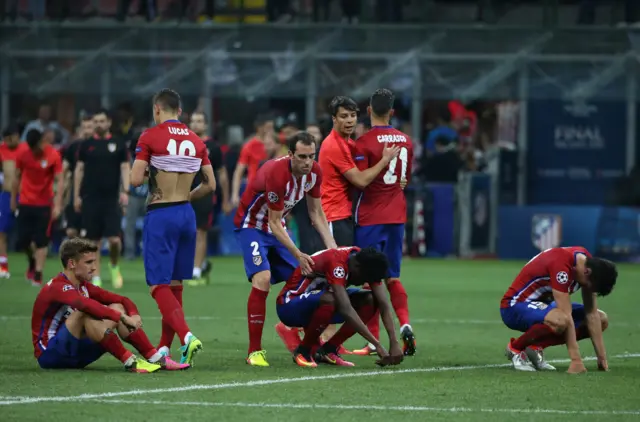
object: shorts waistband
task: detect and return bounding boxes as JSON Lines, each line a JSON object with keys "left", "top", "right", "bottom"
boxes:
{"left": 147, "top": 200, "right": 189, "bottom": 211}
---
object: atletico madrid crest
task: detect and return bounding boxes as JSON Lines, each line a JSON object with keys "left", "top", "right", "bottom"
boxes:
{"left": 531, "top": 214, "right": 562, "bottom": 251}
{"left": 40, "top": 160, "right": 48, "bottom": 168}
{"left": 252, "top": 256, "right": 262, "bottom": 266}
{"left": 108, "top": 143, "right": 116, "bottom": 153}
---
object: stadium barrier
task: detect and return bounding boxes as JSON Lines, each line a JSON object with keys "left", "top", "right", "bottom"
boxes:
{"left": 498, "top": 205, "right": 640, "bottom": 262}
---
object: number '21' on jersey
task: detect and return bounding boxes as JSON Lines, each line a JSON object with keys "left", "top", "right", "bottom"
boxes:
{"left": 353, "top": 126, "right": 414, "bottom": 226}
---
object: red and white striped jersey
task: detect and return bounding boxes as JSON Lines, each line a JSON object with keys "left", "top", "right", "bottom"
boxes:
{"left": 234, "top": 157, "right": 322, "bottom": 232}
{"left": 31, "top": 273, "right": 139, "bottom": 359}
{"left": 500, "top": 247, "right": 590, "bottom": 308}
{"left": 277, "top": 247, "right": 364, "bottom": 305}
{"left": 135, "top": 120, "right": 210, "bottom": 173}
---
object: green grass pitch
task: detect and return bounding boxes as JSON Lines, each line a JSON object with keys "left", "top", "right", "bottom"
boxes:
{"left": 0, "top": 255, "right": 639, "bottom": 421}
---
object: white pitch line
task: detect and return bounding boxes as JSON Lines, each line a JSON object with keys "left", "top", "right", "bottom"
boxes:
{"left": 89, "top": 399, "right": 640, "bottom": 416}
{"left": 1, "top": 353, "right": 639, "bottom": 406}
{"left": 0, "top": 315, "right": 637, "bottom": 327}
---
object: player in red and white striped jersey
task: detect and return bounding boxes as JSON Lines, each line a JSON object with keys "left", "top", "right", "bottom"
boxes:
{"left": 500, "top": 247, "right": 617, "bottom": 373}
{"left": 233, "top": 132, "right": 336, "bottom": 367}
{"left": 31, "top": 238, "right": 189, "bottom": 372}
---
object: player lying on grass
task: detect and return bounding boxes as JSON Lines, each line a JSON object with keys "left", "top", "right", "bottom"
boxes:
{"left": 500, "top": 246, "right": 617, "bottom": 373}
{"left": 276, "top": 246, "right": 404, "bottom": 367}
{"left": 31, "top": 238, "right": 190, "bottom": 373}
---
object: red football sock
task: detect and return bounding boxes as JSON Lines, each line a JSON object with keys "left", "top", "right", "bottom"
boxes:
{"left": 301, "top": 303, "right": 335, "bottom": 348}
{"left": 367, "top": 310, "right": 380, "bottom": 340}
{"left": 511, "top": 323, "right": 555, "bottom": 351}
{"left": 171, "top": 284, "right": 184, "bottom": 306}
{"left": 124, "top": 329, "right": 158, "bottom": 360}
{"left": 247, "top": 287, "right": 269, "bottom": 354}
{"left": 328, "top": 304, "right": 377, "bottom": 349}
{"left": 535, "top": 325, "right": 591, "bottom": 349}
{"left": 151, "top": 285, "right": 191, "bottom": 341}
{"left": 156, "top": 284, "right": 184, "bottom": 349}
{"left": 387, "top": 279, "right": 410, "bottom": 327}
{"left": 100, "top": 330, "right": 134, "bottom": 363}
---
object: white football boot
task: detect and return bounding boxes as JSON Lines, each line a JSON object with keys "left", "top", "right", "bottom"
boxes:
{"left": 525, "top": 346, "right": 557, "bottom": 371}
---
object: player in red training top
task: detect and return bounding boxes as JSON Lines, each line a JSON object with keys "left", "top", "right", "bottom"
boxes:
{"left": 276, "top": 246, "right": 404, "bottom": 367}
{"left": 0, "top": 125, "right": 27, "bottom": 278}
{"left": 32, "top": 238, "right": 189, "bottom": 372}
{"left": 131, "top": 89, "right": 216, "bottom": 366}
{"left": 500, "top": 247, "right": 617, "bottom": 373}
{"left": 349, "top": 89, "right": 415, "bottom": 357}
{"left": 234, "top": 131, "right": 336, "bottom": 367}
{"left": 12, "top": 129, "right": 64, "bottom": 286}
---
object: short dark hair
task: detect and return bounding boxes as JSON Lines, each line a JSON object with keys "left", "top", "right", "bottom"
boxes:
{"left": 2, "top": 124, "right": 19, "bottom": 138}
{"left": 81, "top": 115, "right": 93, "bottom": 122}
{"left": 25, "top": 129, "right": 42, "bottom": 151}
{"left": 153, "top": 88, "right": 182, "bottom": 113}
{"left": 59, "top": 238, "right": 98, "bottom": 268}
{"left": 329, "top": 96, "right": 359, "bottom": 116}
{"left": 586, "top": 257, "right": 617, "bottom": 297}
{"left": 354, "top": 247, "right": 389, "bottom": 282}
{"left": 93, "top": 108, "right": 111, "bottom": 119}
{"left": 369, "top": 88, "right": 394, "bottom": 117}
{"left": 288, "top": 131, "right": 316, "bottom": 153}
{"left": 255, "top": 113, "right": 274, "bottom": 128}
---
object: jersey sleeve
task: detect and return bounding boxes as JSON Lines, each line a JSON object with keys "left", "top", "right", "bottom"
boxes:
{"left": 209, "top": 144, "right": 224, "bottom": 170}
{"left": 549, "top": 254, "right": 574, "bottom": 293}
{"left": 85, "top": 283, "right": 140, "bottom": 316}
{"left": 53, "top": 150, "right": 63, "bottom": 174}
{"left": 199, "top": 139, "right": 211, "bottom": 166}
{"left": 134, "top": 131, "right": 152, "bottom": 163}
{"left": 264, "top": 167, "right": 287, "bottom": 212}
{"left": 50, "top": 282, "right": 122, "bottom": 322}
{"left": 328, "top": 142, "right": 357, "bottom": 175}
{"left": 308, "top": 167, "right": 322, "bottom": 198}
{"left": 118, "top": 141, "right": 130, "bottom": 163}
{"left": 325, "top": 252, "right": 348, "bottom": 287}
{"left": 353, "top": 141, "right": 370, "bottom": 171}
{"left": 237, "top": 142, "right": 252, "bottom": 166}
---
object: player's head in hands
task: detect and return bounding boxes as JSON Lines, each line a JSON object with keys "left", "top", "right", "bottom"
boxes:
{"left": 190, "top": 111, "right": 208, "bottom": 138}
{"left": 288, "top": 131, "right": 316, "bottom": 175}
{"left": 368, "top": 88, "right": 395, "bottom": 124}
{"left": 152, "top": 88, "right": 183, "bottom": 125}
{"left": 584, "top": 256, "right": 618, "bottom": 297}
{"left": 59, "top": 238, "right": 99, "bottom": 283}
{"left": 329, "top": 96, "right": 358, "bottom": 138}
{"left": 348, "top": 247, "right": 389, "bottom": 286}
{"left": 92, "top": 108, "right": 112, "bottom": 138}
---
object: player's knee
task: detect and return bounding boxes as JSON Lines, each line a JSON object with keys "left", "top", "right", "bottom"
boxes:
{"left": 251, "top": 271, "right": 271, "bottom": 292}
{"left": 353, "top": 291, "right": 375, "bottom": 308}
{"left": 598, "top": 310, "right": 609, "bottom": 331}
{"left": 108, "top": 303, "right": 126, "bottom": 315}
{"left": 545, "top": 309, "right": 571, "bottom": 334}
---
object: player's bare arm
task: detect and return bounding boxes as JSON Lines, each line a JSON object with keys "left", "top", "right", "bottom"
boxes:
{"left": 305, "top": 196, "right": 337, "bottom": 249}
{"left": 267, "top": 207, "right": 314, "bottom": 275}
{"left": 370, "top": 281, "right": 403, "bottom": 364}
{"left": 190, "top": 164, "right": 216, "bottom": 201}
{"left": 130, "top": 159, "right": 147, "bottom": 188}
{"left": 552, "top": 289, "right": 585, "bottom": 372}
{"left": 581, "top": 288, "right": 608, "bottom": 370}
{"left": 332, "top": 283, "right": 386, "bottom": 356}
{"left": 73, "top": 160, "right": 85, "bottom": 212}
{"left": 10, "top": 167, "right": 20, "bottom": 212}
{"left": 343, "top": 144, "right": 400, "bottom": 190}
{"left": 231, "top": 163, "right": 247, "bottom": 206}
{"left": 53, "top": 169, "right": 65, "bottom": 220}
{"left": 120, "top": 160, "right": 131, "bottom": 206}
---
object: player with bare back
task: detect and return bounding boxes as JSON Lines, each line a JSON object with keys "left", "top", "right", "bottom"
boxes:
{"left": 131, "top": 89, "right": 217, "bottom": 365}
